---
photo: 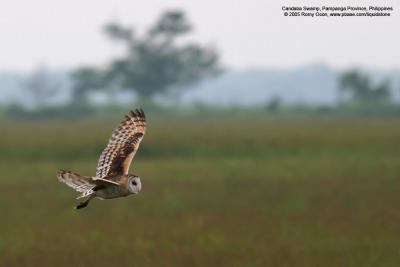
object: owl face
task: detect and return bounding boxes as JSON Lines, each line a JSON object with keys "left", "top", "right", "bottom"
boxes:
{"left": 127, "top": 176, "right": 142, "bottom": 194}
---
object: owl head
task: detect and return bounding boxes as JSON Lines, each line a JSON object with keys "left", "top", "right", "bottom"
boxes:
{"left": 127, "top": 175, "right": 142, "bottom": 194}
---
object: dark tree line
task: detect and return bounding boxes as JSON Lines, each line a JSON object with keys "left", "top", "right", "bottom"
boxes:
{"left": 72, "top": 10, "right": 221, "bottom": 102}
{"left": 339, "top": 70, "right": 391, "bottom": 104}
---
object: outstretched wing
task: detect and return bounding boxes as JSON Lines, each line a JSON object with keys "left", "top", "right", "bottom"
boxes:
{"left": 96, "top": 109, "right": 146, "bottom": 178}
{"left": 57, "top": 170, "right": 118, "bottom": 193}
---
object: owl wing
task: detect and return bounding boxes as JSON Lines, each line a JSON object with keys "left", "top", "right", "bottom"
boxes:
{"left": 57, "top": 170, "right": 119, "bottom": 193}
{"left": 96, "top": 109, "right": 146, "bottom": 178}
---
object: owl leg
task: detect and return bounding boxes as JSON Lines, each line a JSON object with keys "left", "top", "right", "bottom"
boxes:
{"left": 75, "top": 195, "right": 93, "bottom": 209}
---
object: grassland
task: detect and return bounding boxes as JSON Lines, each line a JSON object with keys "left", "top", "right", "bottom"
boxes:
{"left": 1, "top": 116, "right": 400, "bottom": 266}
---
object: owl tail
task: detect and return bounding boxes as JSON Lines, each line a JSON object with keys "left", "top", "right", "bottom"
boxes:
{"left": 57, "top": 170, "right": 95, "bottom": 209}
{"left": 57, "top": 170, "right": 95, "bottom": 192}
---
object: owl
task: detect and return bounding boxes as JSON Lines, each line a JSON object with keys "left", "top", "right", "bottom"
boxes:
{"left": 57, "top": 109, "right": 147, "bottom": 209}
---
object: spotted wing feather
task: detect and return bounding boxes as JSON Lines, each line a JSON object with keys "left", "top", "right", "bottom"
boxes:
{"left": 96, "top": 109, "right": 146, "bottom": 178}
{"left": 57, "top": 170, "right": 96, "bottom": 193}
{"left": 57, "top": 170, "right": 119, "bottom": 190}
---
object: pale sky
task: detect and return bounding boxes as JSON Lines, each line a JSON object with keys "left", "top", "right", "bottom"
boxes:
{"left": 0, "top": 0, "right": 399, "bottom": 71}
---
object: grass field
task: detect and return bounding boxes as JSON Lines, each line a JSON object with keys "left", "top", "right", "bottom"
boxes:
{"left": 1, "top": 116, "right": 400, "bottom": 266}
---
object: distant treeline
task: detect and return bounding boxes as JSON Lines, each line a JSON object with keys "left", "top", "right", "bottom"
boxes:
{"left": 1, "top": 10, "right": 399, "bottom": 119}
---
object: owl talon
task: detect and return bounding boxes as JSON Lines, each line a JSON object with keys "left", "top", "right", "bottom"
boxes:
{"left": 75, "top": 202, "right": 89, "bottom": 209}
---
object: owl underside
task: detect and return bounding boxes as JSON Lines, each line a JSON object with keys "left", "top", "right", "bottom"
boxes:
{"left": 57, "top": 170, "right": 129, "bottom": 207}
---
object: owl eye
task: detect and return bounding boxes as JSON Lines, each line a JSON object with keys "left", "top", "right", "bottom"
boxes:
{"left": 132, "top": 180, "right": 137, "bottom": 186}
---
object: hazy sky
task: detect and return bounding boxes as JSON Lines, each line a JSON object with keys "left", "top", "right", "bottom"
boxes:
{"left": 0, "top": 0, "right": 399, "bottom": 71}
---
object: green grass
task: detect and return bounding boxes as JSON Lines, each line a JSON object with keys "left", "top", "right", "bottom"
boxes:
{"left": 1, "top": 117, "right": 400, "bottom": 266}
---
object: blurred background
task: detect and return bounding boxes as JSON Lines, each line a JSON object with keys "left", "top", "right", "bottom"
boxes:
{"left": 1, "top": 0, "right": 400, "bottom": 266}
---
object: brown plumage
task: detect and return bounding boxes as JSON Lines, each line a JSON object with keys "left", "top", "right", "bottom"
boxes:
{"left": 57, "top": 109, "right": 147, "bottom": 209}
{"left": 96, "top": 109, "right": 146, "bottom": 178}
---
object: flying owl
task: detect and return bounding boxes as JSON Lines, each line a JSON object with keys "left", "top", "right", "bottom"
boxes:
{"left": 57, "top": 109, "right": 147, "bottom": 209}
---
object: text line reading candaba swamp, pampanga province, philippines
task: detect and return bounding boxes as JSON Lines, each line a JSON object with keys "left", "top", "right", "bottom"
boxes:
{"left": 282, "top": 6, "right": 393, "bottom": 12}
